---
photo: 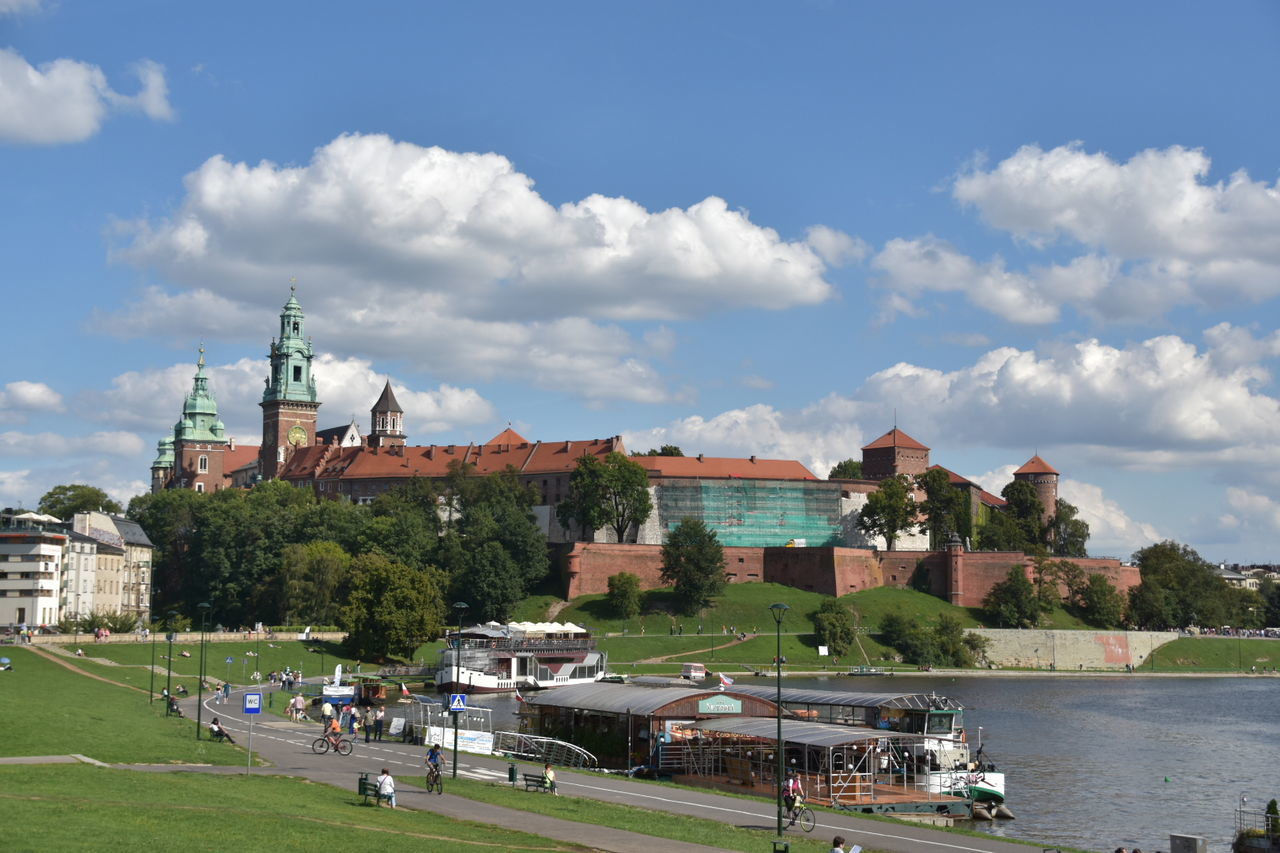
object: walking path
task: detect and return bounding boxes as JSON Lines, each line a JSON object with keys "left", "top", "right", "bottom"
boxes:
{"left": 167, "top": 684, "right": 1042, "bottom": 853}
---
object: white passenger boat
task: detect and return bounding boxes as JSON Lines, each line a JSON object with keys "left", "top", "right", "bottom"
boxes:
{"left": 436, "top": 621, "right": 608, "bottom": 694}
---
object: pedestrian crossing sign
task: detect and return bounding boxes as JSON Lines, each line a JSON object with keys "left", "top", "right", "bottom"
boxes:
{"left": 448, "top": 693, "right": 467, "bottom": 712}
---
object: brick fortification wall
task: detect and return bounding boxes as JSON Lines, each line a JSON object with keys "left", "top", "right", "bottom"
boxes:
{"left": 561, "top": 542, "right": 1141, "bottom": 606}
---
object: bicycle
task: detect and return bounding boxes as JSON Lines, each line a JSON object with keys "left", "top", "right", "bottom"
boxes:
{"left": 424, "top": 763, "right": 443, "bottom": 794}
{"left": 311, "top": 734, "right": 353, "bottom": 755}
{"left": 785, "top": 800, "right": 815, "bottom": 833}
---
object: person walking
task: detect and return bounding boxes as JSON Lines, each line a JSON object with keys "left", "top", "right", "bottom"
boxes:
{"left": 362, "top": 706, "right": 374, "bottom": 743}
{"left": 321, "top": 700, "right": 334, "bottom": 727}
{"left": 375, "top": 768, "right": 396, "bottom": 808}
{"left": 373, "top": 706, "right": 385, "bottom": 741}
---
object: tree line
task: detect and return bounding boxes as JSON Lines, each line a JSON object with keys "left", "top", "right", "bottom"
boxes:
{"left": 128, "top": 463, "right": 549, "bottom": 660}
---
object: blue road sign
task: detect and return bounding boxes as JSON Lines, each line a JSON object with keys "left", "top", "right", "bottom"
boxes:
{"left": 448, "top": 693, "right": 467, "bottom": 712}
{"left": 243, "top": 692, "right": 262, "bottom": 714}
{"left": 225, "top": 656, "right": 234, "bottom": 664}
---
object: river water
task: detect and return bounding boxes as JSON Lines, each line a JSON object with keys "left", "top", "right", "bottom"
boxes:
{"left": 467, "top": 674, "right": 1279, "bottom": 853}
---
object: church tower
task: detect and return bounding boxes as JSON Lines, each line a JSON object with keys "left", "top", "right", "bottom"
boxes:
{"left": 259, "top": 286, "right": 320, "bottom": 479}
{"left": 172, "top": 348, "right": 229, "bottom": 493}
{"left": 150, "top": 437, "right": 174, "bottom": 494}
{"left": 368, "top": 380, "right": 406, "bottom": 449}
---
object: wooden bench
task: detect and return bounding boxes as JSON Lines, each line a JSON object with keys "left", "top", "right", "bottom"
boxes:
{"left": 357, "top": 773, "right": 393, "bottom": 806}
{"left": 522, "top": 773, "right": 551, "bottom": 792}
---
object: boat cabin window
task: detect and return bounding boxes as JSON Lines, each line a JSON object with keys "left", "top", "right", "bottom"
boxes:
{"left": 926, "top": 712, "right": 957, "bottom": 735}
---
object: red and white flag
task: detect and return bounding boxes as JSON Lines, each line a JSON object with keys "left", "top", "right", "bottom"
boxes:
{"left": 400, "top": 682, "right": 410, "bottom": 697}
{"left": 514, "top": 688, "right": 526, "bottom": 703}
{"left": 718, "top": 672, "right": 734, "bottom": 687}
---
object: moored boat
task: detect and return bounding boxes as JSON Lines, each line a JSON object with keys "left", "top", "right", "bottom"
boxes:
{"left": 437, "top": 621, "right": 608, "bottom": 694}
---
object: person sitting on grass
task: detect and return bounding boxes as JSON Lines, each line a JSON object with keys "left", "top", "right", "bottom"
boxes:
{"left": 209, "top": 717, "right": 235, "bottom": 744}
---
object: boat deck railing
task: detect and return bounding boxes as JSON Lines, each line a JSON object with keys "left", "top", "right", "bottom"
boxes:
{"left": 492, "top": 731, "right": 598, "bottom": 768}
{"left": 456, "top": 638, "right": 596, "bottom": 653}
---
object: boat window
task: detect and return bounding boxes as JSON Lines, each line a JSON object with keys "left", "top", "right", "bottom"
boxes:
{"left": 926, "top": 712, "right": 955, "bottom": 734}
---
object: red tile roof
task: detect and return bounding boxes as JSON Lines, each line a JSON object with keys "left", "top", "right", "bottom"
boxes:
{"left": 636, "top": 456, "right": 818, "bottom": 481}
{"left": 224, "top": 445, "right": 260, "bottom": 475}
{"left": 486, "top": 427, "right": 530, "bottom": 446}
{"left": 1014, "top": 455, "right": 1059, "bottom": 475}
{"left": 927, "top": 465, "right": 1006, "bottom": 507}
{"left": 861, "top": 428, "right": 929, "bottom": 451}
{"left": 280, "top": 436, "right": 625, "bottom": 482}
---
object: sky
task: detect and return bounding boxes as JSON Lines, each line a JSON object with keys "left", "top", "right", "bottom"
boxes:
{"left": 3, "top": 1, "right": 1280, "bottom": 564}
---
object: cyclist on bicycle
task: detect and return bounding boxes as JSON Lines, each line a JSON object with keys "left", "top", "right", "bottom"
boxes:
{"left": 324, "top": 717, "right": 343, "bottom": 753}
{"left": 783, "top": 770, "right": 805, "bottom": 826}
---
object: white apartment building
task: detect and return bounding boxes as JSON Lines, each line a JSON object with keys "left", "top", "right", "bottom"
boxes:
{"left": 0, "top": 517, "right": 66, "bottom": 628}
{"left": 61, "top": 530, "right": 99, "bottom": 619}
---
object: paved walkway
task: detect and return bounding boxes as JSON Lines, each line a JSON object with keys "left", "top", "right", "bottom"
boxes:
{"left": 162, "top": 686, "right": 1045, "bottom": 853}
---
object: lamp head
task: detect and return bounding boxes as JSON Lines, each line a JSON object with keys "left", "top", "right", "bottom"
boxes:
{"left": 769, "top": 602, "right": 790, "bottom": 625}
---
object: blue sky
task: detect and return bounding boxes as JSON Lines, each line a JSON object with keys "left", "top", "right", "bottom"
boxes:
{"left": 4, "top": 1, "right": 1280, "bottom": 563}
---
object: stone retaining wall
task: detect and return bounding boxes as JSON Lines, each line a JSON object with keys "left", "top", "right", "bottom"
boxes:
{"left": 971, "top": 628, "right": 1178, "bottom": 670}
{"left": 23, "top": 630, "right": 347, "bottom": 646}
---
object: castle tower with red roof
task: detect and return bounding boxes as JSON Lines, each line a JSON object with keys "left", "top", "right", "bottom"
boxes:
{"left": 861, "top": 428, "right": 930, "bottom": 480}
{"left": 1012, "top": 455, "right": 1059, "bottom": 526}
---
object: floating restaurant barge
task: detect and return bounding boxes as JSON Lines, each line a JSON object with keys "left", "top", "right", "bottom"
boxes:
{"left": 437, "top": 621, "right": 608, "bottom": 694}
{"left": 521, "top": 683, "right": 972, "bottom": 816}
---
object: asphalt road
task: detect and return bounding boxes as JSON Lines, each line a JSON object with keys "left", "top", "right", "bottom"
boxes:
{"left": 170, "top": 686, "right": 1056, "bottom": 853}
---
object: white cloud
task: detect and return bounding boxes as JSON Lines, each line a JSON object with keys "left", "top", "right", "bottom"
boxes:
{"left": 0, "top": 0, "right": 42, "bottom": 14}
{"left": 0, "top": 469, "right": 35, "bottom": 507}
{"left": 0, "top": 430, "right": 145, "bottom": 458}
{"left": 1219, "top": 487, "right": 1280, "bottom": 537}
{"left": 874, "top": 143, "right": 1280, "bottom": 323}
{"left": 1058, "top": 478, "right": 1162, "bottom": 557}
{"left": 84, "top": 353, "right": 498, "bottom": 444}
{"left": 0, "top": 49, "right": 173, "bottom": 144}
{"left": 805, "top": 225, "right": 868, "bottom": 267}
{"left": 0, "top": 380, "right": 64, "bottom": 423}
{"left": 625, "top": 398, "right": 868, "bottom": 479}
{"left": 106, "top": 133, "right": 842, "bottom": 403}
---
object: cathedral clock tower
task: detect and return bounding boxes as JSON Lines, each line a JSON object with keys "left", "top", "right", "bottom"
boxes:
{"left": 259, "top": 285, "right": 320, "bottom": 480}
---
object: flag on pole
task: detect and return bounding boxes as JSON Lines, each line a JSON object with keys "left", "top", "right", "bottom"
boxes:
{"left": 514, "top": 688, "right": 526, "bottom": 703}
{"left": 718, "top": 672, "right": 734, "bottom": 687}
{"left": 400, "top": 682, "right": 410, "bottom": 697}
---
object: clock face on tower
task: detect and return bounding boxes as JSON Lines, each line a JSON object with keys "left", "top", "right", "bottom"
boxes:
{"left": 287, "top": 425, "right": 308, "bottom": 447}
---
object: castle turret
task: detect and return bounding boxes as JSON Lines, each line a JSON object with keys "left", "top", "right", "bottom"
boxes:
{"left": 1012, "top": 455, "right": 1059, "bottom": 527}
{"left": 861, "top": 428, "right": 930, "bottom": 480}
{"left": 172, "top": 348, "right": 229, "bottom": 493}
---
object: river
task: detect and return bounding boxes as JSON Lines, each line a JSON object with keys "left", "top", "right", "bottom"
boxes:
{"left": 466, "top": 674, "right": 1278, "bottom": 853}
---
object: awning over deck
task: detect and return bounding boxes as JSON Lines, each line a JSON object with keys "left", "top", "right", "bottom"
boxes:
{"left": 689, "top": 717, "right": 932, "bottom": 748}
{"left": 724, "top": 683, "right": 963, "bottom": 711}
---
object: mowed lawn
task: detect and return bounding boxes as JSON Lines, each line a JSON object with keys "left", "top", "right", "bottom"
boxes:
{"left": 0, "top": 647, "right": 241, "bottom": 765}
{"left": 2, "top": 765, "right": 593, "bottom": 853}
{"left": 48, "top": 638, "right": 362, "bottom": 683}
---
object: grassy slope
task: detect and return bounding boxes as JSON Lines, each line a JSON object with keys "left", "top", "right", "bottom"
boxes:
{"left": 1140, "top": 636, "right": 1279, "bottom": 671}
{"left": 3, "top": 765, "right": 592, "bottom": 853}
{"left": 0, "top": 647, "right": 241, "bottom": 765}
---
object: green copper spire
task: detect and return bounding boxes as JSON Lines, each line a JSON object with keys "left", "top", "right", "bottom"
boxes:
{"left": 174, "top": 347, "right": 227, "bottom": 443}
{"left": 151, "top": 436, "right": 175, "bottom": 469}
{"left": 263, "top": 283, "right": 318, "bottom": 403}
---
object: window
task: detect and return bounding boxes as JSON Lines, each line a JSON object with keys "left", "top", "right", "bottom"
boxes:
{"left": 293, "top": 365, "right": 302, "bottom": 382}
{"left": 195, "top": 483, "right": 205, "bottom": 493}
{"left": 198, "top": 455, "right": 208, "bottom": 472}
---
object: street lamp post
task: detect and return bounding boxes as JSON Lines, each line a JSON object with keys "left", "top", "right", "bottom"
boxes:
{"left": 769, "top": 602, "right": 790, "bottom": 839}
{"left": 164, "top": 611, "right": 178, "bottom": 715}
{"left": 451, "top": 601, "right": 470, "bottom": 691}
{"left": 149, "top": 614, "right": 157, "bottom": 704}
{"left": 196, "top": 602, "right": 211, "bottom": 739}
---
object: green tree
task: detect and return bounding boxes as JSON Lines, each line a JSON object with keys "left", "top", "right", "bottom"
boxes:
{"left": 811, "top": 598, "right": 857, "bottom": 657}
{"left": 856, "top": 475, "right": 917, "bottom": 551}
{"left": 1126, "top": 581, "right": 1176, "bottom": 630}
{"left": 879, "top": 611, "right": 939, "bottom": 666}
{"left": 450, "top": 540, "right": 524, "bottom": 623}
{"left": 1260, "top": 578, "right": 1280, "bottom": 629}
{"left": 558, "top": 452, "right": 653, "bottom": 542}
{"left": 1132, "top": 540, "right": 1229, "bottom": 628}
{"left": 279, "top": 541, "right": 351, "bottom": 625}
{"left": 606, "top": 572, "right": 642, "bottom": 619}
{"left": 983, "top": 566, "right": 1040, "bottom": 628}
{"left": 660, "top": 518, "right": 726, "bottom": 615}
{"left": 639, "top": 445, "right": 684, "bottom": 456}
{"left": 916, "top": 467, "right": 970, "bottom": 548}
{"left": 828, "top": 459, "right": 863, "bottom": 480}
{"left": 342, "top": 553, "right": 446, "bottom": 660}
{"left": 39, "top": 484, "right": 122, "bottom": 519}
{"left": 1048, "top": 499, "right": 1090, "bottom": 557}
{"left": 1077, "top": 573, "right": 1125, "bottom": 628}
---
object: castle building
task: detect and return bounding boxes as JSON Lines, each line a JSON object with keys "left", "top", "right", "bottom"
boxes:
{"left": 260, "top": 287, "right": 320, "bottom": 480}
